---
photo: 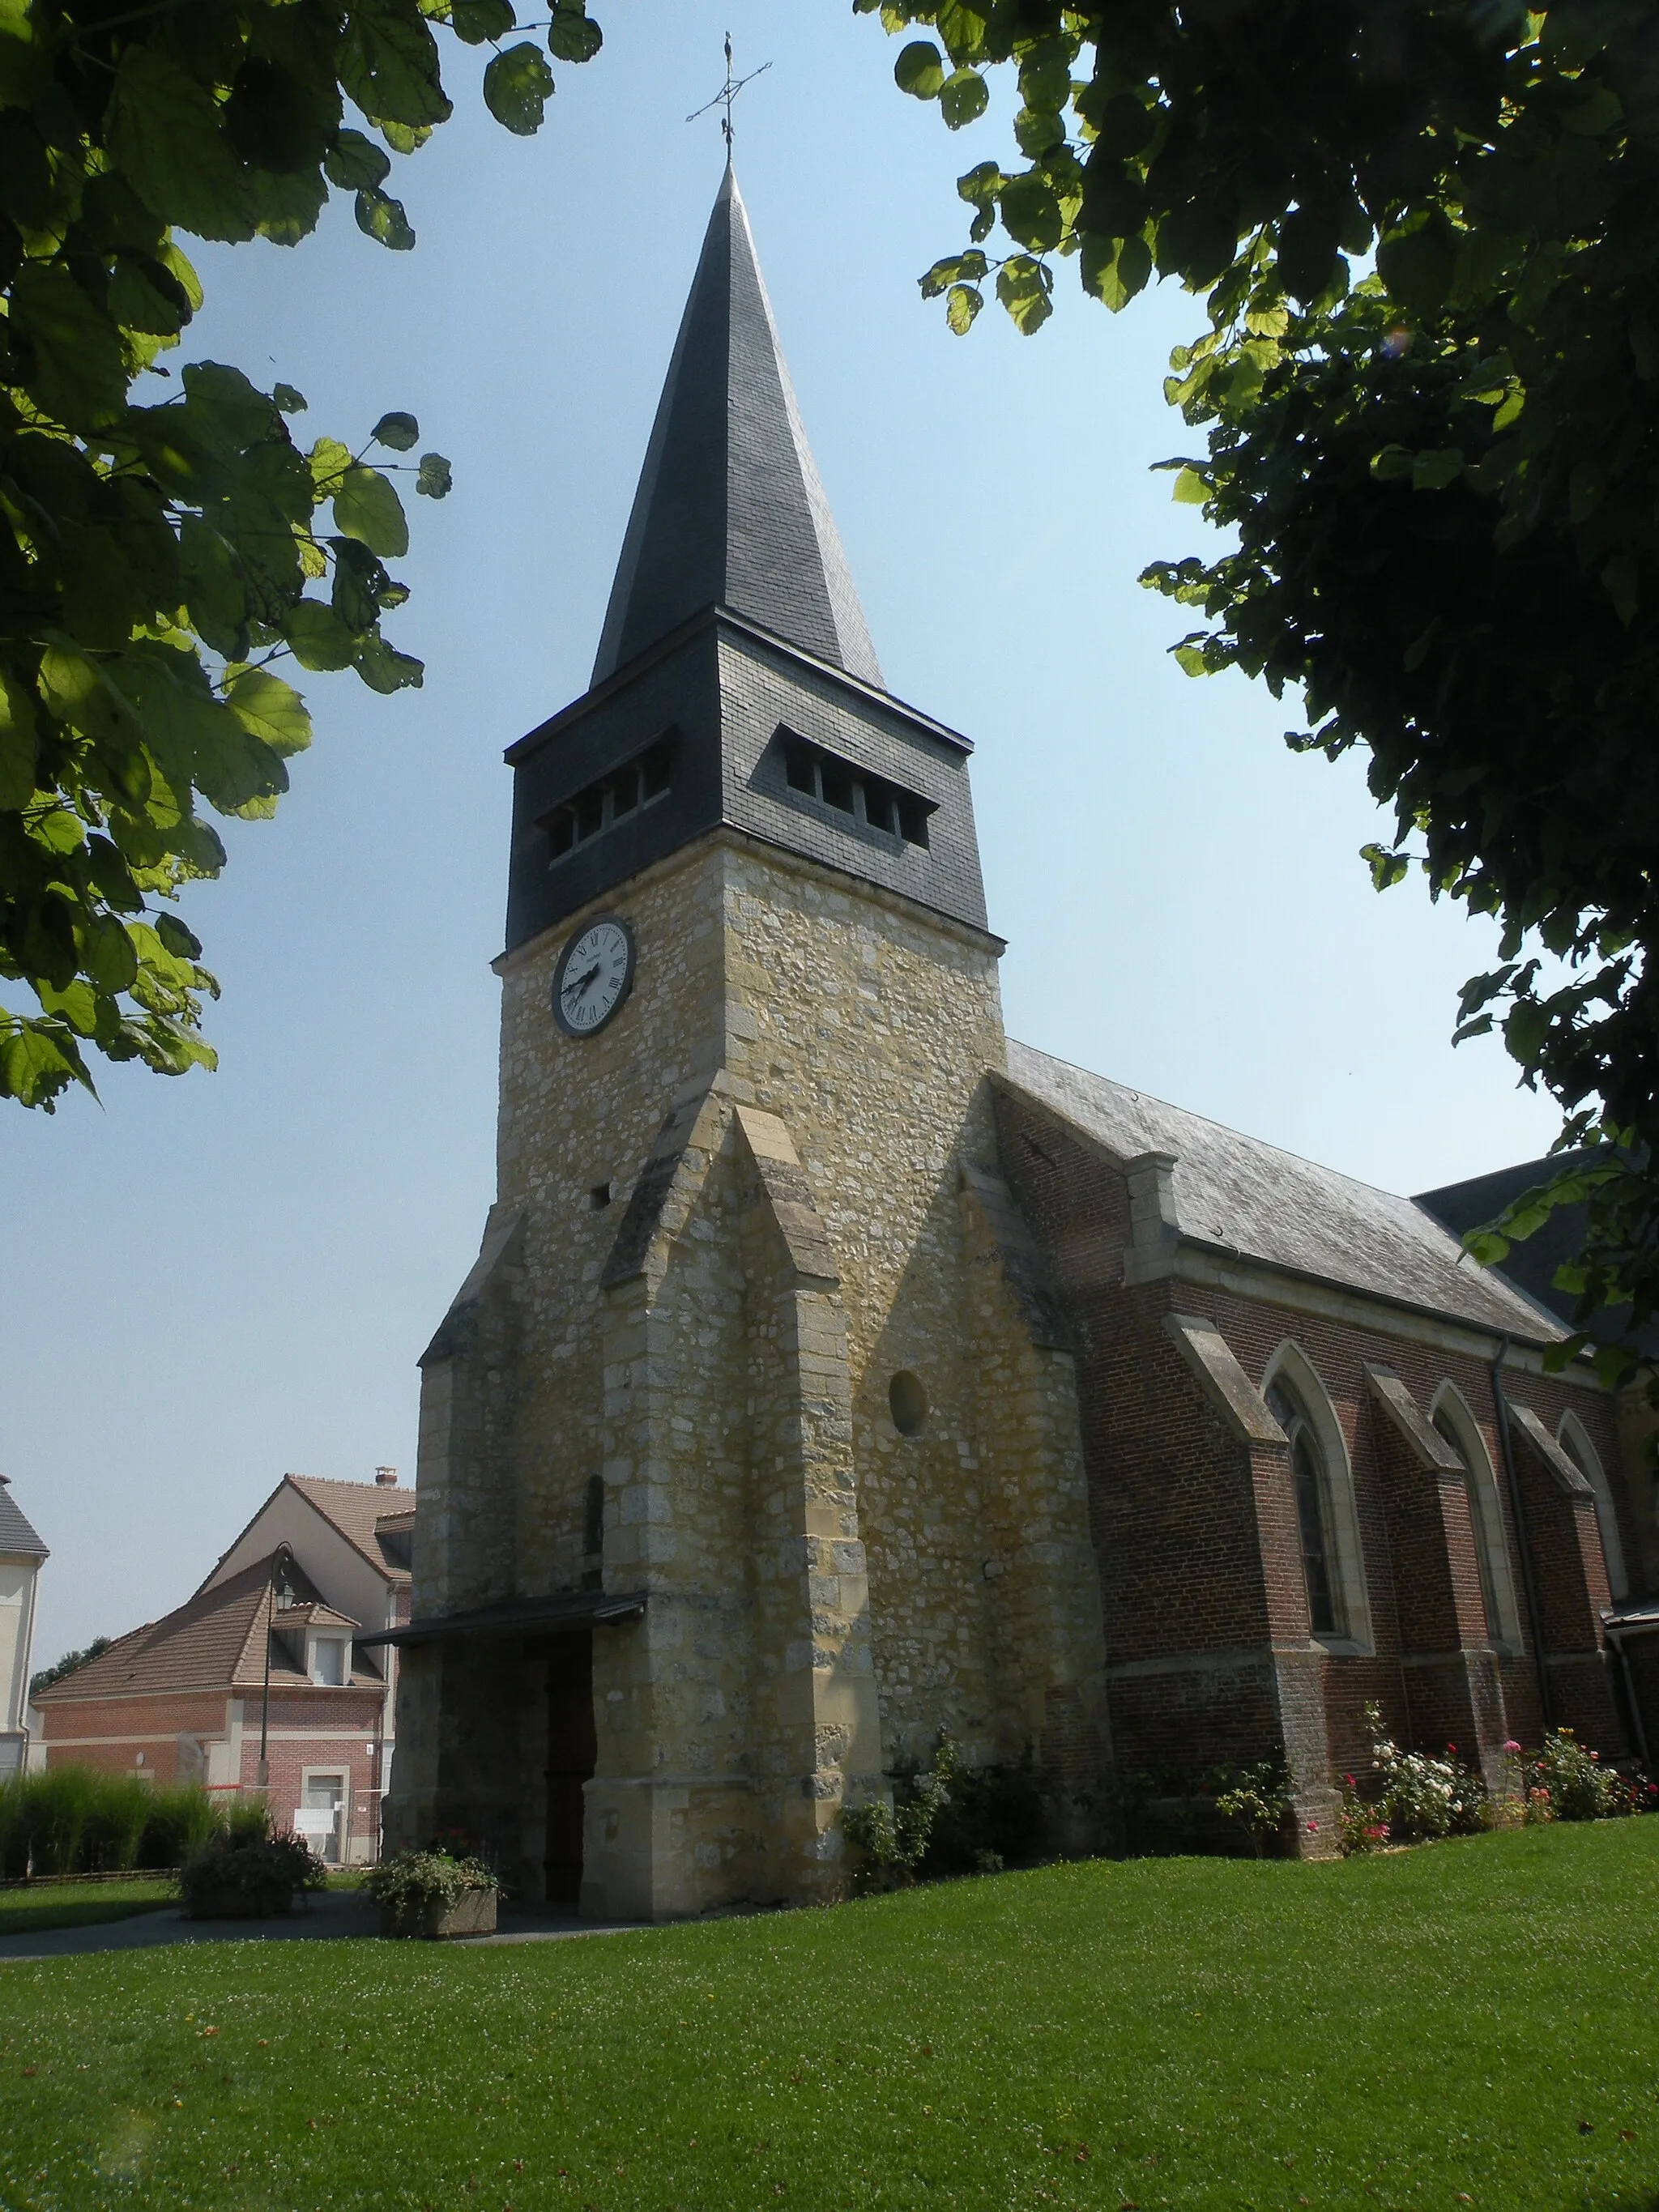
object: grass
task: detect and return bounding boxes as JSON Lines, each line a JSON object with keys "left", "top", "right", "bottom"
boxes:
{"left": 0, "top": 1878, "right": 176, "bottom": 1937}
{"left": 0, "top": 1822, "right": 1656, "bottom": 2211}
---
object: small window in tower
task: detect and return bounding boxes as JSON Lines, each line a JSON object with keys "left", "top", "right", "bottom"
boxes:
{"left": 576, "top": 785, "right": 605, "bottom": 842}
{"left": 863, "top": 780, "right": 899, "bottom": 837}
{"left": 784, "top": 741, "right": 817, "bottom": 795}
{"left": 820, "top": 759, "right": 855, "bottom": 814}
{"left": 640, "top": 739, "right": 672, "bottom": 802}
{"left": 896, "top": 791, "right": 932, "bottom": 849}
{"left": 547, "top": 808, "right": 575, "bottom": 859}
{"left": 590, "top": 1180, "right": 613, "bottom": 1210}
{"left": 610, "top": 764, "right": 640, "bottom": 820}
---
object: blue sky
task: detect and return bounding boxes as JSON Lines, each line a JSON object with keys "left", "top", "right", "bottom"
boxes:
{"left": 4, "top": 2, "right": 1559, "bottom": 1666}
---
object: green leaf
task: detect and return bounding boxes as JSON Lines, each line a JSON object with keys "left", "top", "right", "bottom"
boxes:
{"left": 484, "top": 40, "right": 554, "bottom": 134}
{"left": 1411, "top": 448, "right": 1464, "bottom": 492}
{"left": 38, "top": 643, "right": 142, "bottom": 744}
{"left": 106, "top": 47, "right": 254, "bottom": 243}
{"left": 1601, "top": 556, "right": 1638, "bottom": 627}
{"left": 107, "top": 250, "right": 194, "bottom": 339}
{"left": 354, "top": 633, "right": 424, "bottom": 693}
{"left": 79, "top": 913, "right": 139, "bottom": 996}
{"left": 1171, "top": 466, "right": 1209, "bottom": 505}
{"left": 373, "top": 411, "right": 420, "bottom": 451}
{"left": 450, "top": 0, "right": 514, "bottom": 41}
{"left": 999, "top": 173, "right": 1063, "bottom": 254}
{"left": 331, "top": 464, "right": 409, "bottom": 556}
{"left": 939, "top": 67, "right": 987, "bottom": 130}
{"left": 1369, "top": 444, "right": 1414, "bottom": 483}
{"left": 356, "top": 185, "right": 417, "bottom": 251}
{"left": 894, "top": 40, "right": 946, "bottom": 99}
{"left": 1376, "top": 210, "right": 1457, "bottom": 319}
{"left": 0, "top": 1019, "right": 90, "bottom": 1108}
{"left": 285, "top": 599, "right": 358, "bottom": 670}
{"left": 308, "top": 436, "right": 354, "bottom": 495}
{"left": 1563, "top": 84, "right": 1623, "bottom": 136}
{"left": 226, "top": 667, "right": 311, "bottom": 757}
{"left": 1081, "top": 230, "right": 1150, "bottom": 312}
{"left": 996, "top": 254, "right": 1051, "bottom": 335}
{"left": 945, "top": 283, "right": 981, "bottom": 335}
{"left": 547, "top": 4, "right": 602, "bottom": 62}
{"left": 339, "top": 5, "right": 453, "bottom": 130}
{"left": 415, "top": 451, "right": 452, "bottom": 498}
{"left": 324, "top": 129, "right": 392, "bottom": 190}
{"left": 11, "top": 263, "right": 127, "bottom": 430}
{"left": 0, "top": 667, "right": 38, "bottom": 808}
{"left": 1361, "top": 841, "right": 1410, "bottom": 891}
{"left": 272, "top": 384, "right": 308, "bottom": 414}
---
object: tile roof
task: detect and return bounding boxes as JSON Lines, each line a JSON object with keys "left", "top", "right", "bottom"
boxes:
{"left": 0, "top": 1475, "right": 47, "bottom": 1560}
{"left": 286, "top": 1476, "right": 415, "bottom": 1583}
{"left": 590, "top": 165, "right": 883, "bottom": 690}
{"left": 35, "top": 1554, "right": 380, "bottom": 1704}
{"left": 1001, "top": 1040, "right": 1563, "bottom": 1342}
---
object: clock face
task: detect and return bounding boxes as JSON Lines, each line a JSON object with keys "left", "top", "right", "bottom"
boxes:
{"left": 552, "top": 915, "right": 636, "bottom": 1037}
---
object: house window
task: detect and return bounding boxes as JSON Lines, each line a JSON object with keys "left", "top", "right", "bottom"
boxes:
{"left": 1267, "top": 1380, "right": 1342, "bottom": 1637}
{"left": 776, "top": 732, "right": 933, "bottom": 849}
{"left": 1558, "top": 1413, "right": 1629, "bottom": 1600}
{"left": 311, "top": 1636, "right": 347, "bottom": 1687}
{"left": 544, "top": 738, "right": 673, "bottom": 865}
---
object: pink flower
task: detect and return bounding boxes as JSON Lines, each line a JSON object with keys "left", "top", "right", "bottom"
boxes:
{"left": 1502, "top": 1740, "right": 1522, "bottom": 1754}
{"left": 1589, "top": 1750, "right": 1600, "bottom": 1762}
{"left": 1446, "top": 1743, "right": 1458, "bottom": 1755}
{"left": 1306, "top": 1820, "right": 1319, "bottom": 1833}
{"left": 1343, "top": 1774, "right": 1356, "bottom": 1788}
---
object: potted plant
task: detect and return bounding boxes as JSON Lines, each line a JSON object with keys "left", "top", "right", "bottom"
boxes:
{"left": 177, "top": 1827, "right": 326, "bottom": 1919}
{"left": 366, "top": 1847, "right": 501, "bottom": 1938}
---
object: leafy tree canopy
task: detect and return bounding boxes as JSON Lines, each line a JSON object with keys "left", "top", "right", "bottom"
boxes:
{"left": 29, "top": 1634, "right": 109, "bottom": 1698}
{"left": 866, "top": 0, "right": 1659, "bottom": 1378}
{"left": 0, "top": 0, "right": 603, "bottom": 1110}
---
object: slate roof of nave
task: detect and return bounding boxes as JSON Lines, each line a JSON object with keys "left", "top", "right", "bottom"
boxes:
{"left": 1001, "top": 1039, "right": 1564, "bottom": 1341}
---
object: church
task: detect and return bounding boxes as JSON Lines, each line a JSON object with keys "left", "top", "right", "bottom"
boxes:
{"left": 382, "top": 168, "right": 1659, "bottom": 1918}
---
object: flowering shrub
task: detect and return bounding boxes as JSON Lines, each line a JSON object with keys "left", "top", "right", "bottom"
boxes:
{"left": 1337, "top": 1773, "right": 1391, "bottom": 1857}
{"left": 1213, "top": 1758, "right": 1292, "bottom": 1856}
{"left": 1355, "top": 1705, "right": 1487, "bottom": 1845}
{"left": 365, "top": 1848, "right": 501, "bottom": 1917}
{"left": 177, "top": 1827, "right": 325, "bottom": 1915}
{"left": 841, "top": 1733, "right": 961, "bottom": 1891}
{"left": 1525, "top": 1729, "right": 1636, "bottom": 1822}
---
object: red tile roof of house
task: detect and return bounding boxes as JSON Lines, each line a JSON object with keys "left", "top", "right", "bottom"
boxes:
{"left": 34, "top": 1554, "right": 380, "bottom": 1703}
{"left": 288, "top": 1476, "right": 416, "bottom": 1583}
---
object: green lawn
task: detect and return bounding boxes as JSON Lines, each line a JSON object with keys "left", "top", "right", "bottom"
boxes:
{"left": 0, "top": 1878, "right": 175, "bottom": 1937}
{"left": 1, "top": 1822, "right": 1657, "bottom": 2211}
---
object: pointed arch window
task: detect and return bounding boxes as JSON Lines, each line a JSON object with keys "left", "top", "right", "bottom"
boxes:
{"left": 1557, "top": 1413, "right": 1629, "bottom": 1600}
{"left": 1430, "top": 1387, "right": 1520, "bottom": 1651}
{"left": 1267, "top": 1379, "right": 1342, "bottom": 1636}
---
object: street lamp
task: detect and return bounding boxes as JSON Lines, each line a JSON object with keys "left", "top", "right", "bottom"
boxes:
{"left": 255, "top": 1543, "right": 294, "bottom": 1792}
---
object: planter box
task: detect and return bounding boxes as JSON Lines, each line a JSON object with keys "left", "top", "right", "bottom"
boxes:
{"left": 380, "top": 1887, "right": 498, "bottom": 1941}
{"left": 188, "top": 1883, "right": 294, "bottom": 1920}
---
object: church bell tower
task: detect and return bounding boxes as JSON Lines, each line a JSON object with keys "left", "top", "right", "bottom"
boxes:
{"left": 387, "top": 168, "right": 1109, "bottom": 1918}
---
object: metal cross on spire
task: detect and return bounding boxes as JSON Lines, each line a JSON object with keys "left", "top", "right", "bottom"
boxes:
{"left": 686, "top": 31, "right": 772, "bottom": 149}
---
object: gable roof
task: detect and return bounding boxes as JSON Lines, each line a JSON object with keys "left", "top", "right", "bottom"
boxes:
{"left": 287, "top": 1477, "right": 415, "bottom": 1584}
{"left": 590, "top": 165, "right": 882, "bottom": 690}
{"left": 1001, "top": 1040, "right": 1563, "bottom": 1342}
{"left": 0, "top": 1475, "right": 47, "bottom": 1561}
{"left": 35, "top": 1554, "right": 380, "bottom": 1704}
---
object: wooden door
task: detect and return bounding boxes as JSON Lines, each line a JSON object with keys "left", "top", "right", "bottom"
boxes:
{"left": 544, "top": 1631, "right": 596, "bottom": 1904}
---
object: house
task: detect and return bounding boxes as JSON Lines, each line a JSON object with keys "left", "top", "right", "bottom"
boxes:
{"left": 381, "top": 167, "right": 1659, "bottom": 1917}
{"left": 0, "top": 1474, "right": 48, "bottom": 1779}
{"left": 34, "top": 1472, "right": 412, "bottom": 1862}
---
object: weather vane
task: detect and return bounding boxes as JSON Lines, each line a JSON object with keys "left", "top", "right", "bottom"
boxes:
{"left": 686, "top": 31, "right": 773, "bottom": 148}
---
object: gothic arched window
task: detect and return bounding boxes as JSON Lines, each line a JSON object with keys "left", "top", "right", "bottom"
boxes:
{"left": 1266, "top": 1378, "right": 1343, "bottom": 1637}
{"left": 1430, "top": 1385, "right": 1520, "bottom": 1651}
{"left": 1557, "top": 1412, "right": 1629, "bottom": 1600}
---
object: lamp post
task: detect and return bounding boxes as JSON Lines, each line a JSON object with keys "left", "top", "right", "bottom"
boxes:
{"left": 255, "top": 1544, "right": 293, "bottom": 1792}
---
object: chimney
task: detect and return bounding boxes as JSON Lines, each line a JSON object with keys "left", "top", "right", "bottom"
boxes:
{"left": 374, "top": 1465, "right": 398, "bottom": 1488}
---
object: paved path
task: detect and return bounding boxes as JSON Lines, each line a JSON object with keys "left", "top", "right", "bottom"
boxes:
{"left": 0, "top": 1890, "right": 648, "bottom": 1966}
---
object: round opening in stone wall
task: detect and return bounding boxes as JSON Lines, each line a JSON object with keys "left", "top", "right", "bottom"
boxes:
{"left": 889, "top": 1370, "right": 929, "bottom": 1438}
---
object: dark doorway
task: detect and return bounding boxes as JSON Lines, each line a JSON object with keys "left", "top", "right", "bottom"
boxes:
{"left": 544, "top": 1630, "right": 597, "bottom": 1904}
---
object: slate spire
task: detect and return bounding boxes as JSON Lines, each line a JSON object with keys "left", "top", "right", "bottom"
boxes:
{"left": 591, "top": 166, "right": 884, "bottom": 690}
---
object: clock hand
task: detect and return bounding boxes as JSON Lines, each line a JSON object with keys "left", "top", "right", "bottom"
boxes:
{"left": 569, "top": 961, "right": 603, "bottom": 998}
